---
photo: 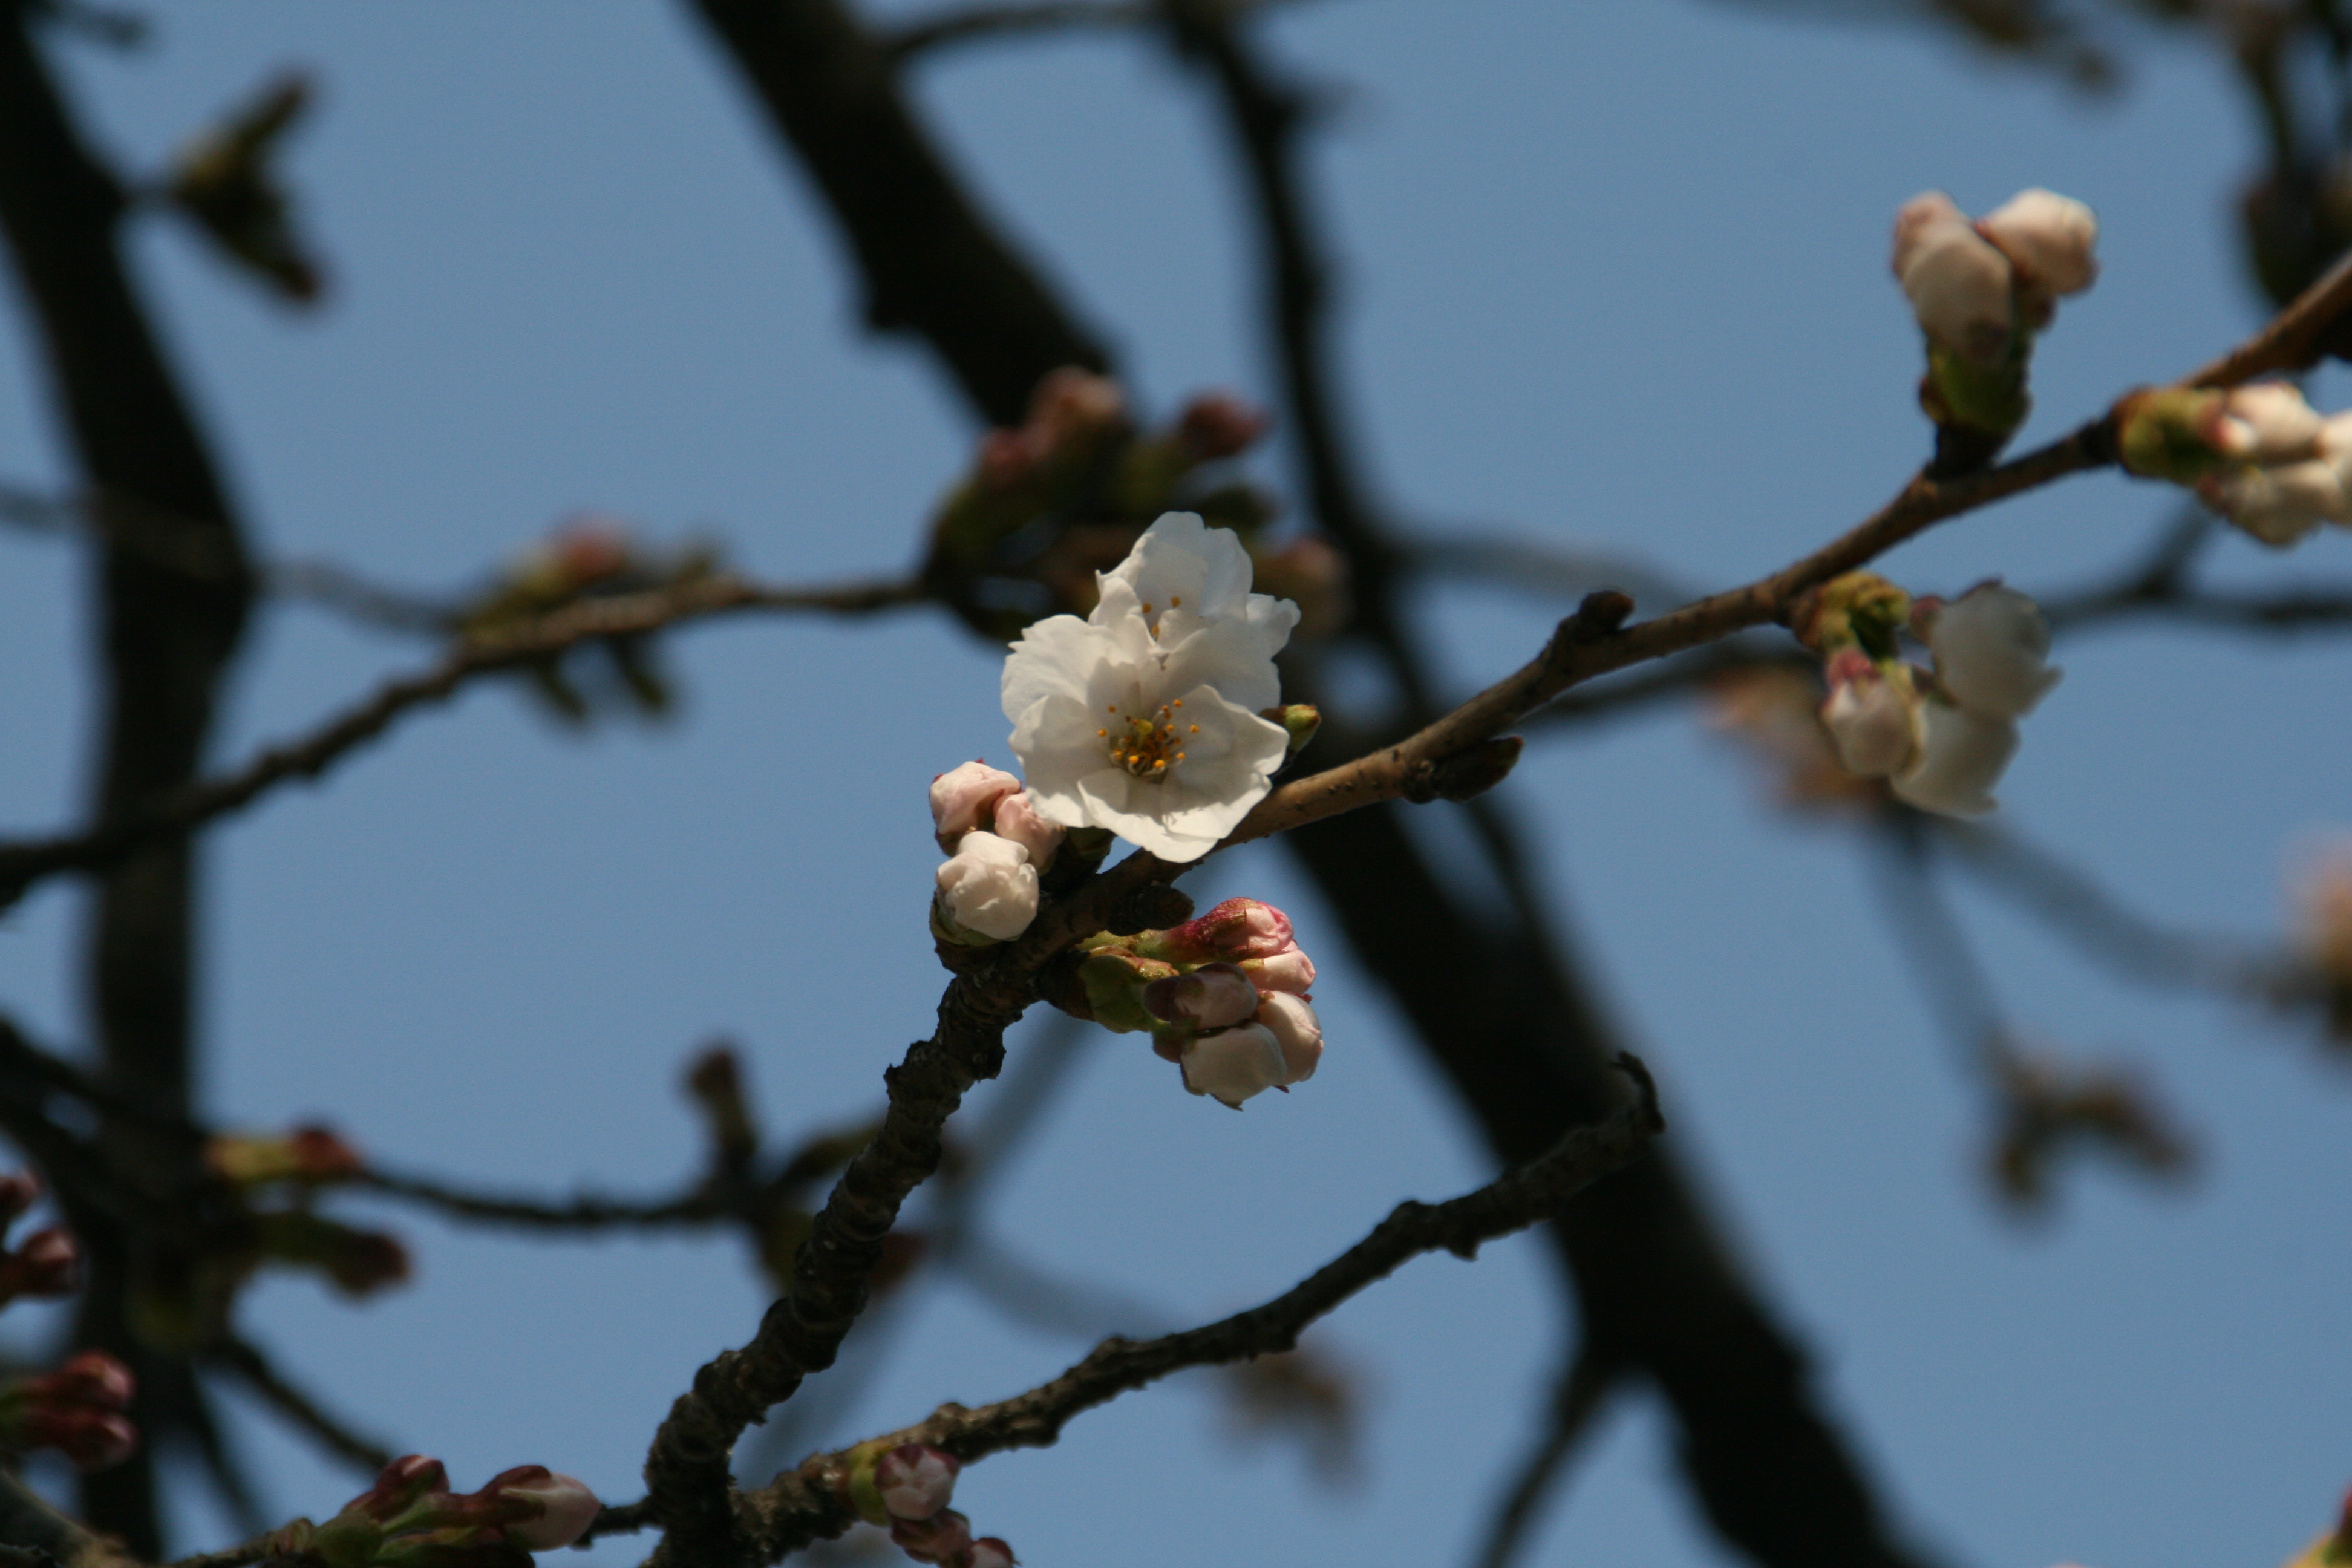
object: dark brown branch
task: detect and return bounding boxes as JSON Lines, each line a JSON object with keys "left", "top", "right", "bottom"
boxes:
{"left": 204, "top": 1335, "right": 393, "bottom": 1476}
{"left": 726, "top": 1062, "right": 1662, "bottom": 1561}
{"left": 0, "top": 13, "right": 253, "bottom": 1537}
{"left": 686, "top": 0, "right": 1112, "bottom": 425}
{"left": 0, "top": 1466, "right": 134, "bottom": 1568}
{"left": 352, "top": 1169, "right": 726, "bottom": 1232}
{"left": 2187, "top": 240, "right": 2352, "bottom": 386}
{"left": 0, "top": 571, "right": 925, "bottom": 912}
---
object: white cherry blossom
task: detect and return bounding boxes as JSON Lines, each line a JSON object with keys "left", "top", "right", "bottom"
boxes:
{"left": 1892, "top": 192, "right": 2015, "bottom": 365}
{"left": 1818, "top": 650, "right": 1919, "bottom": 777}
{"left": 1892, "top": 700, "right": 2019, "bottom": 817}
{"left": 1979, "top": 188, "right": 2099, "bottom": 296}
{"left": 1921, "top": 582, "right": 2062, "bottom": 719}
{"left": 1002, "top": 513, "right": 1298, "bottom": 862}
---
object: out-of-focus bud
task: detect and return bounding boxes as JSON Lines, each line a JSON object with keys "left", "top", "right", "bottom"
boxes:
{"left": 967, "top": 1538, "right": 1018, "bottom": 1568}
{"left": 492, "top": 1468, "right": 601, "bottom": 1551}
{"left": 1818, "top": 650, "right": 1921, "bottom": 779}
{"left": 1892, "top": 191, "right": 2015, "bottom": 365}
{"left": 0, "top": 1227, "right": 81, "bottom": 1300}
{"left": 872, "top": 1444, "right": 959, "bottom": 1522}
{"left": 1708, "top": 665, "right": 1885, "bottom": 813}
{"left": 1175, "top": 392, "right": 1271, "bottom": 462}
{"left": 890, "top": 1508, "right": 975, "bottom": 1565}
{"left": 0, "top": 1172, "right": 41, "bottom": 1224}
{"left": 1180, "top": 1024, "right": 1292, "bottom": 1109}
{"left": 929, "top": 761, "right": 1022, "bottom": 852}
{"left": 975, "top": 428, "right": 1043, "bottom": 494}
{"left": 1891, "top": 699, "right": 2019, "bottom": 817}
{"left": 2206, "top": 382, "right": 2324, "bottom": 462}
{"left": 0, "top": 1351, "right": 137, "bottom": 1471}
{"left": 1238, "top": 946, "right": 1315, "bottom": 996}
{"left": 256, "top": 1211, "right": 411, "bottom": 1297}
{"left": 2117, "top": 386, "right": 2232, "bottom": 483}
{"left": 1255, "top": 991, "right": 1323, "bottom": 1086}
{"left": 347, "top": 1455, "right": 452, "bottom": 1525}
{"left": 207, "top": 1124, "right": 364, "bottom": 1188}
{"left": 1979, "top": 188, "right": 2099, "bottom": 298}
{"left": 1249, "top": 537, "right": 1350, "bottom": 636}
{"left": 934, "top": 832, "right": 1039, "bottom": 943}
{"left": 1797, "top": 572, "right": 1913, "bottom": 659}
{"left": 1915, "top": 581, "right": 2062, "bottom": 719}
{"left": 1142, "top": 962, "right": 1262, "bottom": 1031}
{"left": 990, "top": 791, "right": 1065, "bottom": 868}
{"left": 2198, "top": 449, "right": 2351, "bottom": 547}
{"left": 1028, "top": 368, "right": 1125, "bottom": 452}
{"left": 1137, "top": 898, "right": 1295, "bottom": 964}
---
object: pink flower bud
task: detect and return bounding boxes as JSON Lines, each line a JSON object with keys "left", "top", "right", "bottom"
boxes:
{"left": 1028, "top": 368, "right": 1125, "bottom": 450}
{"left": 494, "top": 1468, "right": 601, "bottom": 1551}
{"left": 24, "top": 1408, "right": 136, "bottom": 1471}
{"left": 550, "top": 516, "right": 632, "bottom": 585}
{"left": 1180, "top": 1024, "right": 1290, "bottom": 1108}
{"left": 872, "top": 1444, "right": 959, "bottom": 1521}
{"left": 1238, "top": 946, "right": 1315, "bottom": 996}
{"left": 975, "top": 428, "right": 1043, "bottom": 492}
{"left": 930, "top": 761, "right": 1023, "bottom": 852}
{"left": 2, "top": 1227, "right": 80, "bottom": 1298}
{"left": 1818, "top": 650, "right": 1919, "bottom": 779}
{"left": 1978, "top": 188, "right": 2099, "bottom": 297}
{"left": 891, "top": 1508, "right": 975, "bottom": 1564}
{"left": 0, "top": 1172, "right": 40, "bottom": 1223}
{"left": 1921, "top": 582, "right": 2061, "bottom": 719}
{"left": 348, "top": 1455, "right": 453, "bottom": 1523}
{"left": 1142, "top": 963, "right": 1261, "bottom": 1030}
{"left": 967, "top": 1540, "right": 1018, "bottom": 1568}
{"left": 31, "top": 1351, "right": 132, "bottom": 1412}
{"left": 1175, "top": 392, "right": 1270, "bottom": 461}
{"left": 990, "top": 791, "right": 1064, "bottom": 867}
{"left": 1145, "top": 898, "right": 1295, "bottom": 964}
{"left": 1255, "top": 992, "right": 1323, "bottom": 1086}
{"left": 1891, "top": 191, "right": 2014, "bottom": 365}
{"left": 935, "top": 832, "right": 1039, "bottom": 942}
{"left": 2206, "top": 382, "right": 2323, "bottom": 462}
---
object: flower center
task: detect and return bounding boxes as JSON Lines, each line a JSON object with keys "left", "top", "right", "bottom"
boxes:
{"left": 1100, "top": 698, "right": 1197, "bottom": 780}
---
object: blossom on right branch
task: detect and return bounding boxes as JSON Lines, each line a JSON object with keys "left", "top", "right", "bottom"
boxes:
{"left": 1804, "top": 572, "right": 2059, "bottom": 817}
{"left": 2118, "top": 381, "right": 2352, "bottom": 547}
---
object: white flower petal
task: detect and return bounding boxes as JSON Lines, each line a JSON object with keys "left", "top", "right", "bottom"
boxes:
{"left": 1100, "top": 512, "right": 1254, "bottom": 626}
{"left": 1002, "top": 613, "right": 1112, "bottom": 728}
{"left": 1928, "top": 583, "right": 2062, "bottom": 719}
{"left": 1979, "top": 188, "right": 2099, "bottom": 296}
{"left": 1892, "top": 702, "right": 2019, "bottom": 817}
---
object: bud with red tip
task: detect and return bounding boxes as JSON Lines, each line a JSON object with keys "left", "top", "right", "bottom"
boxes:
{"left": 0, "top": 1227, "right": 80, "bottom": 1301}
{"left": 0, "top": 1172, "right": 40, "bottom": 1223}
{"left": 929, "top": 761, "right": 1023, "bottom": 853}
{"left": 207, "top": 1123, "right": 365, "bottom": 1188}
{"left": 1135, "top": 897, "right": 1296, "bottom": 964}
{"left": 0, "top": 1351, "right": 137, "bottom": 1470}
{"left": 1175, "top": 392, "right": 1270, "bottom": 462}
{"left": 891, "top": 1509, "right": 976, "bottom": 1565}
{"left": 489, "top": 1467, "right": 601, "bottom": 1551}
{"left": 872, "top": 1444, "right": 959, "bottom": 1522}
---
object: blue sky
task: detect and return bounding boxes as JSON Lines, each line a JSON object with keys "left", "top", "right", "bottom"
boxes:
{"left": 1, "top": 2, "right": 2348, "bottom": 1566}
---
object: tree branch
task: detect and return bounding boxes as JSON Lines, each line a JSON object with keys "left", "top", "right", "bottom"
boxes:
{"left": 727, "top": 1060, "right": 1662, "bottom": 1561}
{"left": 204, "top": 1335, "right": 394, "bottom": 1477}
{"left": 0, "top": 570, "right": 924, "bottom": 911}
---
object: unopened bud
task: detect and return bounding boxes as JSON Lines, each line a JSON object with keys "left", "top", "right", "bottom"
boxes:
{"left": 1819, "top": 649, "right": 1920, "bottom": 779}
{"left": 1978, "top": 188, "right": 2099, "bottom": 298}
{"left": 1255, "top": 991, "right": 1323, "bottom": 1086}
{"left": 990, "top": 791, "right": 1065, "bottom": 867}
{"left": 1137, "top": 898, "right": 1295, "bottom": 964}
{"left": 873, "top": 1444, "right": 959, "bottom": 1521}
{"left": 1237, "top": 946, "right": 1315, "bottom": 996}
{"left": 1265, "top": 704, "right": 1320, "bottom": 757}
{"left": 0, "top": 1227, "right": 80, "bottom": 1298}
{"left": 935, "top": 831, "right": 1039, "bottom": 943}
{"left": 967, "top": 1539, "right": 1018, "bottom": 1568}
{"left": 1175, "top": 392, "right": 1270, "bottom": 461}
{"left": 493, "top": 1468, "right": 601, "bottom": 1552}
{"left": 1142, "top": 963, "right": 1261, "bottom": 1031}
{"left": 930, "top": 761, "right": 1022, "bottom": 853}
{"left": 1028, "top": 368, "right": 1125, "bottom": 452}
{"left": 1180, "top": 1024, "right": 1293, "bottom": 1108}
{"left": 1892, "top": 191, "right": 2015, "bottom": 365}
{"left": 0, "top": 1172, "right": 40, "bottom": 1223}
{"left": 891, "top": 1508, "right": 975, "bottom": 1565}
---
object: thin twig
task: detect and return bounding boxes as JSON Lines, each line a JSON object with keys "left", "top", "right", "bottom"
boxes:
{"left": 728, "top": 1060, "right": 1663, "bottom": 1561}
{"left": 1469, "top": 1350, "right": 1622, "bottom": 1568}
{"left": 0, "top": 570, "right": 926, "bottom": 911}
{"left": 351, "top": 1169, "right": 725, "bottom": 1232}
{"left": 886, "top": 0, "right": 1313, "bottom": 59}
{"left": 204, "top": 1336, "right": 394, "bottom": 1476}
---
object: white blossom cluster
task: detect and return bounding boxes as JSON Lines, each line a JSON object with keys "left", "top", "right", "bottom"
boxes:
{"left": 1820, "top": 582, "right": 2062, "bottom": 816}
{"left": 1892, "top": 188, "right": 2099, "bottom": 364}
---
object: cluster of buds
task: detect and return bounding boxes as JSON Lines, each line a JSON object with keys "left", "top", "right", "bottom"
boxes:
{"left": 164, "top": 71, "right": 324, "bottom": 304}
{"left": 926, "top": 367, "right": 1340, "bottom": 640}
{"left": 1892, "top": 188, "right": 2099, "bottom": 459}
{"left": 0, "top": 1351, "right": 136, "bottom": 1470}
{"left": 1051, "top": 898, "right": 1324, "bottom": 1107}
{"left": 0, "top": 1172, "right": 79, "bottom": 1308}
{"left": 1805, "top": 572, "right": 2061, "bottom": 817}
{"left": 271, "top": 1455, "right": 599, "bottom": 1568}
{"left": 837, "top": 1443, "right": 1014, "bottom": 1568}
{"left": 459, "top": 515, "right": 720, "bottom": 723}
{"left": 930, "top": 761, "right": 1070, "bottom": 943}
{"left": 2118, "top": 381, "right": 2352, "bottom": 547}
